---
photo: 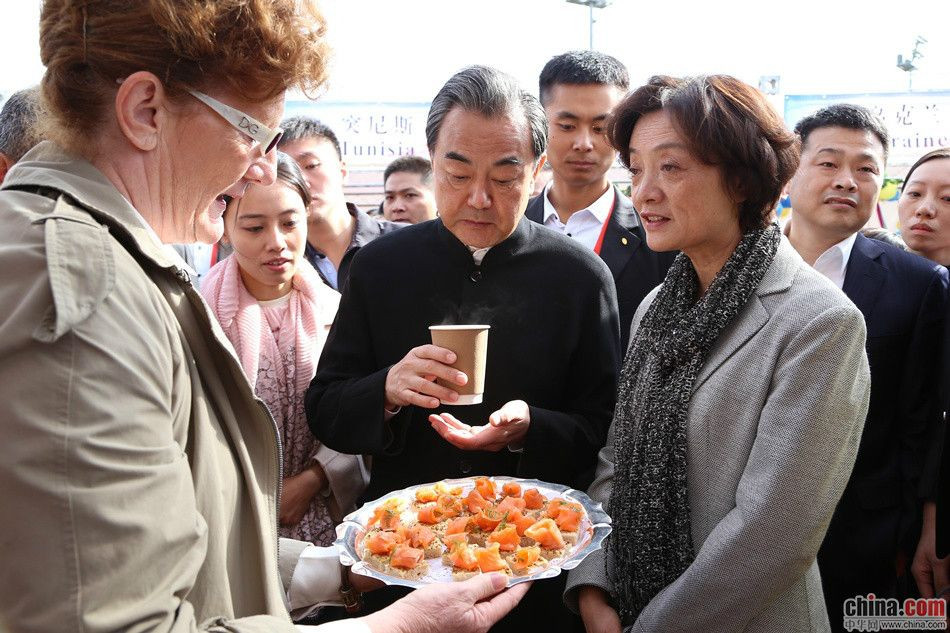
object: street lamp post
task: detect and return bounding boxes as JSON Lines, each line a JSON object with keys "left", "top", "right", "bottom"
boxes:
{"left": 565, "top": 0, "right": 611, "bottom": 50}
{"left": 896, "top": 36, "right": 927, "bottom": 92}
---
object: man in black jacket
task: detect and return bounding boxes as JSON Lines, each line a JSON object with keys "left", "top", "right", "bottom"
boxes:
{"left": 279, "top": 117, "right": 403, "bottom": 291}
{"left": 526, "top": 51, "right": 674, "bottom": 349}
{"left": 307, "top": 65, "right": 620, "bottom": 632}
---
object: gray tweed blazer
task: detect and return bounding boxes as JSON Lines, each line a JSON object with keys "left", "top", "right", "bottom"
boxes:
{"left": 565, "top": 238, "right": 871, "bottom": 633}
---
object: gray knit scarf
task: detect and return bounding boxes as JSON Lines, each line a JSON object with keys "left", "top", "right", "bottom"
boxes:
{"left": 607, "top": 223, "right": 781, "bottom": 623}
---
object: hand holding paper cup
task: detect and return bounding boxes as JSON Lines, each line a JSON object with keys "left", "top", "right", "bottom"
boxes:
{"left": 429, "top": 325, "right": 490, "bottom": 405}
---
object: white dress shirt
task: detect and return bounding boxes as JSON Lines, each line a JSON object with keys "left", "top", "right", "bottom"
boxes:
{"left": 812, "top": 232, "right": 857, "bottom": 289}
{"left": 783, "top": 222, "right": 857, "bottom": 290}
{"left": 541, "top": 181, "right": 614, "bottom": 251}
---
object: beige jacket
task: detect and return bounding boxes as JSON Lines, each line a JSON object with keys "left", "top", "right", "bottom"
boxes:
{"left": 0, "top": 143, "right": 307, "bottom": 632}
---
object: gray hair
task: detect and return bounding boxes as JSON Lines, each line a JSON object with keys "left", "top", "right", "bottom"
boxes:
{"left": 425, "top": 65, "right": 547, "bottom": 162}
{"left": 0, "top": 87, "right": 42, "bottom": 162}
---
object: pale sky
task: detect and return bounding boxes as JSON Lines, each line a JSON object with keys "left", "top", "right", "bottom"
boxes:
{"left": 2, "top": 0, "right": 948, "bottom": 104}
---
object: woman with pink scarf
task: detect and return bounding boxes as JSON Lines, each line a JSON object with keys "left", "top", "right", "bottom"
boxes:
{"left": 202, "top": 152, "right": 367, "bottom": 545}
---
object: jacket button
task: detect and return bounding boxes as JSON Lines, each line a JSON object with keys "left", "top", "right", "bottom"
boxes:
{"left": 459, "top": 460, "right": 472, "bottom": 474}
{"left": 469, "top": 270, "right": 482, "bottom": 283}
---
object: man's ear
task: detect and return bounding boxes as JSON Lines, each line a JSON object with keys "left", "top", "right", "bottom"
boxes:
{"left": 0, "top": 153, "right": 12, "bottom": 185}
{"left": 114, "top": 71, "right": 167, "bottom": 152}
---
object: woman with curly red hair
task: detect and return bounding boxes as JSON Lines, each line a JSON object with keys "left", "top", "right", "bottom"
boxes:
{"left": 0, "top": 2, "right": 526, "bottom": 631}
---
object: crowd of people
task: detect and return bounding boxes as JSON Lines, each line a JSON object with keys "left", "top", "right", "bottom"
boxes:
{"left": 1, "top": 1, "right": 950, "bottom": 633}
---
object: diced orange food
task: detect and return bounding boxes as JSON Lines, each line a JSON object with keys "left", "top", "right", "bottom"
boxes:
{"left": 390, "top": 544, "right": 425, "bottom": 570}
{"left": 365, "top": 530, "right": 399, "bottom": 555}
{"left": 436, "top": 494, "right": 463, "bottom": 518}
{"left": 502, "top": 481, "right": 522, "bottom": 497}
{"left": 443, "top": 532, "right": 468, "bottom": 549}
{"left": 474, "top": 508, "right": 504, "bottom": 532}
{"left": 554, "top": 502, "right": 584, "bottom": 532}
{"left": 446, "top": 516, "right": 472, "bottom": 535}
{"left": 415, "top": 486, "right": 438, "bottom": 504}
{"left": 475, "top": 542, "right": 509, "bottom": 573}
{"left": 496, "top": 495, "right": 527, "bottom": 515}
{"left": 523, "top": 488, "right": 546, "bottom": 510}
{"left": 512, "top": 512, "right": 537, "bottom": 537}
{"left": 394, "top": 524, "right": 410, "bottom": 543}
{"left": 524, "top": 518, "right": 566, "bottom": 550}
{"left": 474, "top": 477, "right": 496, "bottom": 501}
{"left": 465, "top": 489, "right": 491, "bottom": 514}
{"left": 367, "top": 507, "right": 401, "bottom": 531}
{"left": 546, "top": 498, "right": 567, "bottom": 519}
{"left": 448, "top": 542, "right": 480, "bottom": 571}
{"left": 408, "top": 524, "right": 436, "bottom": 549}
{"left": 510, "top": 545, "right": 542, "bottom": 572}
{"left": 417, "top": 503, "right": 442, "bottom": 525}
{"left": 487, "top": 524, "right": 520, "bottom": 551}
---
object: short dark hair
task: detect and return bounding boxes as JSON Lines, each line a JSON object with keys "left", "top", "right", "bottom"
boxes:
{"left": 538, "top": 50, "right": 629, "bottom": 106}
{"left": 0, "top": 87, "right": 42, "bottom": 162}
{"left": 903, "top": 148, "right": 950, "bottom": 187}
{"left": 608, "top": 75, "right": 799, "bottom": 233}
{"left": 278, "top": 115, "right": 342, "bottom": 160}
{"left": 794, "top": 103, "right": 889, "bottom": 164}
{"left": 426, "top": 65, "right": 547, "bottom": 162}
{"left": 384, "top": 155, "right": 432, "bottom": 186}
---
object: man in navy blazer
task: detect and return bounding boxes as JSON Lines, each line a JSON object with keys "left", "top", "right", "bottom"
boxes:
{"left": 786, "top": 103, "right": 948, "bottom": 632}
{"left": 526, "top": 51, "right": 674, "bottom": 349}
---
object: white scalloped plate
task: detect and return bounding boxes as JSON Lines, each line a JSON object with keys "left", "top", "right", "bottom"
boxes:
{"left": 334, "top": 476, "right": 612, "bottom": 588}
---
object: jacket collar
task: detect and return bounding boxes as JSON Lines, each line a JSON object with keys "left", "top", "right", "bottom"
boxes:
{"left": 435, "top": 214, "right": 534, "bottom": 267}
{"left": 350, "top": 202, "right": 383, "bottom": 248}
{"left": 526, "top": 184, "right": 643, "bottom": 231}
{"left": 3, "top": 142, "right": 184, "bottom": 272}
{"left": 599, "top": 188, "right": 644, "bottom": 279}
{"left": 754, "top": 235, "right": 800, "bottom": 297}
{"left": 841, "top": 232, "right": 886, "bottom": 319}
{"left": 539, "top": 180, "right": 615, "bottom": 225}
{"left": 692, "top": 236, "right": 800, "bottom": 391}
{"left": 304, "top": 202, "right": 398, "bottom": 261}
{"left": 610, "top": 187, "right": 642, "bottom": 231}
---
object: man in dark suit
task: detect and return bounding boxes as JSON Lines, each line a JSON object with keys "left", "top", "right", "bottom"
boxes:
{"left": 526, "top": 51, "right": 674, "bottom": 349}
{"left": 786, "top": 103, "right": 948, "bottom": 632}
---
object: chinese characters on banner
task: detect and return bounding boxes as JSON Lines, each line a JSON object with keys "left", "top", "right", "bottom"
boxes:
{"left": 284, "top": 101, "right": 431, "bottom": 168}
{"left": 785, "top": 91, "right": 950, "bottom": 171}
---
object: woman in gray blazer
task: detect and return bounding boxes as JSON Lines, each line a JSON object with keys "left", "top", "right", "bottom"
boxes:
{"left": 566, "top": 75, "right": 871, "bottom": 633}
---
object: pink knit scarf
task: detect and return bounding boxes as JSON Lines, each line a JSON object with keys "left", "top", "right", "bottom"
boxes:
{"left": 201, "top": 254, "right": 339, "bottom": 397}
